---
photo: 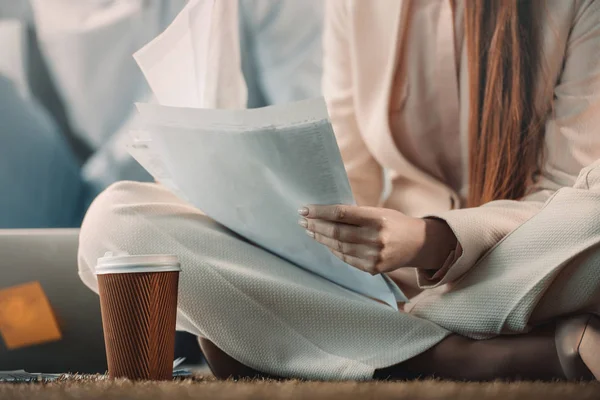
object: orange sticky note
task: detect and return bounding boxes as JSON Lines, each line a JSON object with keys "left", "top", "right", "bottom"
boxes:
{"left": 0, "top": 281, "right": 62, "bottom": 349}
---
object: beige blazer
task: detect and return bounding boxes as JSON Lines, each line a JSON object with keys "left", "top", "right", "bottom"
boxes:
{"left": 323, "top": 0, "right": 600, "bottom": 287}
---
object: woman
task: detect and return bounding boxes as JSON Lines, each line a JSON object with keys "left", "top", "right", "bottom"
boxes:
{"left": 78, "top": 0, "right": 600, "bottom": 380}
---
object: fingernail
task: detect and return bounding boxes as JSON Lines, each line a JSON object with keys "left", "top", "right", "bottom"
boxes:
{"left": 298, "top": 218, "right": 308, "bottom": 228}
{"left": 305, "top": 229, "right": 315, "bottom": 238}
{"left": 298, "top": 207, "right": 309, "bottom": 216}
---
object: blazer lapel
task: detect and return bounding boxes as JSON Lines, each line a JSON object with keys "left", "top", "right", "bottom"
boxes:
{"left": 356, "top": 0, "right": 457, "bottom": 202}
{"left": 355, "top": 0, "right": 405, "bottom": 169}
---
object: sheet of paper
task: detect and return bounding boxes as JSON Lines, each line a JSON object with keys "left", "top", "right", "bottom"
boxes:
{"left": 126, "top": 131, "right": 188, "bottom": 202}
{"left": 134, "top": 98, "right": 406, "bottom": 308}
{"left": 133, "top": 0, "right": 246, "bottom": 109}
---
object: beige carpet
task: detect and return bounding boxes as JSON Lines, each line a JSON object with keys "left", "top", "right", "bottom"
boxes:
{"left": 1, "top": 376, "right": 600, "bottom": 400}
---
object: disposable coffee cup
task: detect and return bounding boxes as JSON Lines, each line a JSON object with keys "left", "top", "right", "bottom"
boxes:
{"left": 95, "top": 252, "right": 181, "bottom": 381}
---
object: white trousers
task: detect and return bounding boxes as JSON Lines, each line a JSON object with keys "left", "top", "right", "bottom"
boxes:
{"left": 78, "top": 163, "right": 600, "bottom": 380}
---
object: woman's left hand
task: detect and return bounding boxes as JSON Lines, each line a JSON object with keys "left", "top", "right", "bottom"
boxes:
{"left": 298, "top": 204, "right": 457, "bottom": 275}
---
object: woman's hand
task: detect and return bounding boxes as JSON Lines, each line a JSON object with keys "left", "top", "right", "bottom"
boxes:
{"left": 298, "top": 204, "right": 457, "bottom": 275}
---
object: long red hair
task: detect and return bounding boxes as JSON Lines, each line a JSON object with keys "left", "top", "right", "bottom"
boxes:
{"left": 465, "top": 0, "right": 546, "bottom": 207}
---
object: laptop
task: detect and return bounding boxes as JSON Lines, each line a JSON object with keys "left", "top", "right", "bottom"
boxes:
{"left": 0, "top": 229, "right": 107, "bottom": 373}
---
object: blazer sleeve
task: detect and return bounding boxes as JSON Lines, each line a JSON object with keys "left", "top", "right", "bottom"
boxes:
{"left": 323, "top": 0, "right": 384, "bottom": 206}
{"left": 418, "top": 0, "right": 600, "bottom": 288}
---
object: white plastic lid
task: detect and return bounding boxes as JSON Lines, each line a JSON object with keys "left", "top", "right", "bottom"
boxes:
{"left": 95, "top": 252, "right": 181, "bottom": 275}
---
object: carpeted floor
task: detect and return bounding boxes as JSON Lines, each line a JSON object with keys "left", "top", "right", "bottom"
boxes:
{"left": 1, "top": 376, "right": 600, "bottom": 400}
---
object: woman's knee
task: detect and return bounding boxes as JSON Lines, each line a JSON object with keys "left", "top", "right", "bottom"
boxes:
{"left": 78, "top": 180, "right": 217, "bottom": 269}
{"left": 78, "top": 181, "right": 170, "bottom": 270}
{"left": 81, "top": 181, "right": 150, "bottom": 238}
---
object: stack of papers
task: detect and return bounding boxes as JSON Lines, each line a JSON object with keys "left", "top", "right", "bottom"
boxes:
{"left": 128, "top": 99, "right": 406, "bottom": 308}
{"left": 0, "top": 370, "right": 61, "bottom": 382}
{"left": 0, "top": 359, "right": 191, "bottom": 382}
{"left": 0, "top": 370, "right": 192, "bottom": 382}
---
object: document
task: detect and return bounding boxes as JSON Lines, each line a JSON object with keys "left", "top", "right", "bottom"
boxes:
{"left": 131, "top": 98, "right": 406, "bottom": 308}
{"left": 132, "top": 0, "right": 246, "bottom": 109}
{"left": 129, "top": 0, "right": 406, "bottom": 307}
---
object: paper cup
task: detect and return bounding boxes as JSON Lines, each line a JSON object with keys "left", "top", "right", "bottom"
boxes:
{"left": 96, "top": 253, "right": 180, "bottom": 381}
